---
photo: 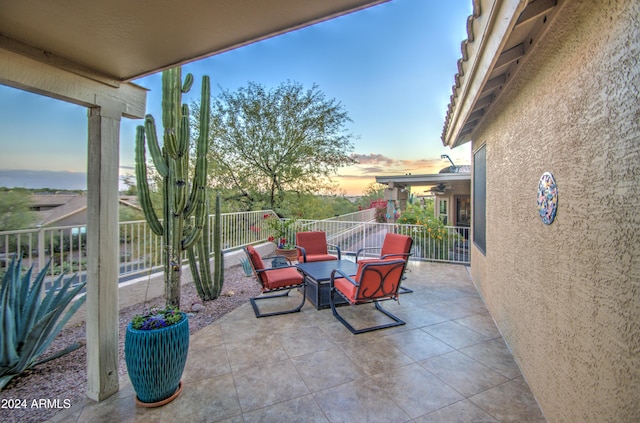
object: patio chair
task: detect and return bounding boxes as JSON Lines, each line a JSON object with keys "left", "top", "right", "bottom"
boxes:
{"left": 295, "top": 231, "right": 341, "bottom": 263}
{"left": 329, "top": 259, "right": 407, "bottom": 334}
{"left": 356, "top": 233, "right": 413, "bottom": 293}
{"left": 244, "top": 245, "right": 306, "bottom": 318}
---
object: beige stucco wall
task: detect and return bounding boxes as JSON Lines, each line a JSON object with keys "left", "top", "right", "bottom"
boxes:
{"left": 469, "top": 0, "right": 640, "bottom": 421}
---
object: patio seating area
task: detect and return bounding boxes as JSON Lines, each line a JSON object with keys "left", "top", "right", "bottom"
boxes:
{"left": 48, "top": 261, "right": 545, "bottom": 422}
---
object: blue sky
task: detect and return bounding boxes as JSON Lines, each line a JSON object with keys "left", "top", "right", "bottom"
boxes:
{"left": 0, "top": 0, "right": 472, "bottom": 195}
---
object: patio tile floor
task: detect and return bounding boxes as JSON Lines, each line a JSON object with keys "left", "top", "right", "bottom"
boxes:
{"left": 47, "top": 261, "right": 546, "bottom": 423}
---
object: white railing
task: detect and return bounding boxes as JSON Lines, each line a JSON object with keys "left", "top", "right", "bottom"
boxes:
{"left": 290, "top": 220, "right": 469, "bottom": 263}
{"left": 0, "top": 208, "right": 468, "bottom": 284}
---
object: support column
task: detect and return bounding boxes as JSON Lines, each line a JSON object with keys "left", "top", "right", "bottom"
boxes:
{"left": 384, "top": 182, "right": 399, "bottom": 223}
{"left": 86, "top": 101, "right": 122, "bottom": 401}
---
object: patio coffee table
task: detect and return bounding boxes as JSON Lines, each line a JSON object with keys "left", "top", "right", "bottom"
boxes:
{"left": 296, "top": 260, "right": 358, "bottom": 310}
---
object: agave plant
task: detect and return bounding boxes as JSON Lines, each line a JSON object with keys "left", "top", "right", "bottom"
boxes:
{"left": 0, "top": 259, "right": 86, "bottom": 389}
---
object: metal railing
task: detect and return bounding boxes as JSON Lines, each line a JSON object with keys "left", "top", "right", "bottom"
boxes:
{"left": 289, "top": 219, "right": 469, "bottom": 264}
{"left": 0, "top": 208, "right": 468, "bottom": 285}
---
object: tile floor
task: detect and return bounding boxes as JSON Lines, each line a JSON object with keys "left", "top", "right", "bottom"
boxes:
{"left": 48, "top": 261, "right": 546, "bottom": 422}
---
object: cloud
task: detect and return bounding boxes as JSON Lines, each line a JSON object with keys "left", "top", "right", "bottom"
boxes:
{"left": 346, "top": 154, "right": 447, "bottom": 176}
{"left": 351, "top": 153, "right": 397, "bottom": 166}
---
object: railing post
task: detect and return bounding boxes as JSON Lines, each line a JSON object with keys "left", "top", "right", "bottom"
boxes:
{"left": 37, "top": 225, "right": 45, "bottom": 274}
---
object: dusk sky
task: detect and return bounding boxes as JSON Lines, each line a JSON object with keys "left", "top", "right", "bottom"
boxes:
{"left": 0, "top": 0, "right": 472, "bottom": 195}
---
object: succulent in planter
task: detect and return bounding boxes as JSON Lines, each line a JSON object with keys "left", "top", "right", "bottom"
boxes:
{"left": 131, "top": 307, "right": 184, "bottom": 331}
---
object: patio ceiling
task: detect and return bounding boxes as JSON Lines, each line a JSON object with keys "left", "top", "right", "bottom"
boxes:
{"left": 0, "top": 0, "right": 387, "bottom": 87}
{"left": 376, "top": 172, "right": 470, "bottom": 188}
{"left": 441, "top": 0, "right": 561, "bottom": 148}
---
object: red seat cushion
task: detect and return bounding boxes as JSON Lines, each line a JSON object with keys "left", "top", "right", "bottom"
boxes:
{"left": 299, "top": 254, "right": 337, "bottom": 263}
{"left": 263, "top": 267, "right": 304, "bottom": 290}
{"left": 334, "top": 275, "right": 358, "bottom": 303}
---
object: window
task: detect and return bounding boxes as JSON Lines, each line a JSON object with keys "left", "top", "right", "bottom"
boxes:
{"left": 473, "top": 145, "right": 486, "bottom": 254}
{"left": 438, "top": 199, "right": 448, "bottom": 224}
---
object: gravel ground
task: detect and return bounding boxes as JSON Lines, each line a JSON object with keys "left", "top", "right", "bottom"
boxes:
{"left": 0, "top": 265, "right": 261, "bottom": 423}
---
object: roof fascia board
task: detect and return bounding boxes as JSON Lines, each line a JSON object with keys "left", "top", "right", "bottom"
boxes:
{"left": 0, "top": 48, "right": 146, "bottom": 119}
{"left": 376, "top": 173, "right": 471, "bottom": 185}
{"left": 0, "top": 34, "right": 121, "bottom": 88}
{"left": 444, "top": 0, "right": 528, "bottom": 149}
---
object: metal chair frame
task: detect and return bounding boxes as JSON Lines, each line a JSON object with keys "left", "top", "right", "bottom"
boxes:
{"left": 355, "top": 233, "right": 414, "bottom": 294}
{"left": 329, "top": 260, "right": 406, "bottom": 334}
{"left": 244, "top": 247, "right": 306, "bottom": 318}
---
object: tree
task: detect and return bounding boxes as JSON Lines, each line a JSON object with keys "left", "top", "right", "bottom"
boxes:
{"left": 357, "top": 182, "right": 387, "bottom": 209}
{"left": 201, "top": 81, "right": 355, "bottom": 212}
{"left": 0, "top": 189, "right": 36, "bottom": 230}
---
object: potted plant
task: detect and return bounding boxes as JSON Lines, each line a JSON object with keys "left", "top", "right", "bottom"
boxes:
{"left": 124, "top": 307, "right": 189, "bottom": 407}
{"left": 264, "top": 214, "right": 299, "bottom": 261}
{"left": 127, "top": 66, "right": 214, "bottom": 406}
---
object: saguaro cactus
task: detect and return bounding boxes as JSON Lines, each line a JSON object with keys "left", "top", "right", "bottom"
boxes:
{"left": 135, "top": 67, "right": 211, "bottom": 309}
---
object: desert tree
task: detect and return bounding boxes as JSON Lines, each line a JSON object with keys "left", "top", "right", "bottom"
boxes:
{"left": 197, "top": 81, "right": 356, "bottom": 212}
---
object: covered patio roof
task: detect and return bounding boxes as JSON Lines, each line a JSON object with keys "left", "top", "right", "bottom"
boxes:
{"left": 376, "top": 172, "right": 470, "bottom": 190}
{"left": 0, "top": 0, "right": 388, "bottom": 86}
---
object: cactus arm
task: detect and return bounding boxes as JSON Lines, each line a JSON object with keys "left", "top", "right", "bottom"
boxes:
{"left": 143, "top": 115, "right": 169, "bottom": 177}
{"left": 135, "top": 126, "right": 163, "bottom": 236}
{"left": 182, "top": 73, "right": 194, "bottom": 93}
{"left": 182, "top": 192, "right": 205, "bottom": 250}
{"left": 162, "top": 69, "right": 181, "bottom": 159}
{"left": 179, "top": 104, "right": 190, "bottom": 157}
{"left": 185, "top": 76, "right": 211, "bottom": 217}
{"left": 212, "top": 194, "right": 224, "bottom": 297}
{"left": 187, "top": 246, "right": 206, "bottom": 300}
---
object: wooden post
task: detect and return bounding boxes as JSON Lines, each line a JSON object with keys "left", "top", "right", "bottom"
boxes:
{"left": 85, "top": 100, "right": 121, "bottom": 401}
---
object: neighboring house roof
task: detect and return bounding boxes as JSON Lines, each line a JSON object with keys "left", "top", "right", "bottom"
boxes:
{"left": 441, "top": 0, "right": 561, "bottom": 148}
{"left": 30, "top": 194, "right": 141, "bottom": 226}
{"left": 31, "top": 194, "right": 88, "bottom": 226}
{"left": 0, "top": 0, "right": 387, "bottom": 83}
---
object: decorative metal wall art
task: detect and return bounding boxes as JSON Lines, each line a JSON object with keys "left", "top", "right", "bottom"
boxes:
{"left": 537, "top": 172, "right": 558, "bottom": 225}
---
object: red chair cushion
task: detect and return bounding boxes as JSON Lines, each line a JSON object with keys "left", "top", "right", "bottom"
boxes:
{"left": 300, "top": 254, "right": 337, "bottom": 263}
{"left": 296, "top": 231, "right": 329, "bottom": 256}
{"left": 263, "top": 267, "right": 304, "bottom": 290}
{"left": 380, "top": 233, "right": 412, "bottom": 259}
{"left": 246, "top": 245, "right": 265, "bottom": 270}
{"left": 334, "top": 275, "right": 358, "bottom": 303}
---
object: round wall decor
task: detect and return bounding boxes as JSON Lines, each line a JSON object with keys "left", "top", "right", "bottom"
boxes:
{"left": 537, "top": 172, "right": 558, "bottom": 225}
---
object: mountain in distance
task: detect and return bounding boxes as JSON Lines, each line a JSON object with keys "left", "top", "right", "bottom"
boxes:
{"left": 0, "top": 169, "right": 87, "bottom": 190}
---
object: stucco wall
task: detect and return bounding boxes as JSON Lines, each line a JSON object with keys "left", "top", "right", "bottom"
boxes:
{"left": 469, "top": 0, "right": 640, "bottom": 421}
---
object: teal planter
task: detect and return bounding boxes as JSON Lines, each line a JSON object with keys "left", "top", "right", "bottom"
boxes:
{"left": 124, "top": 312, "right": 189, "bottom": 405}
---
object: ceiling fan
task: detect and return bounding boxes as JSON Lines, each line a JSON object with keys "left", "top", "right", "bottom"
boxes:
{"left": 430, "top": 183, "right": 449, "bottom": 195}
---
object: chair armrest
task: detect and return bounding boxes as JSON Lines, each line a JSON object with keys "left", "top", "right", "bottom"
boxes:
{"left": 327, "top": 243, "right": 342, "bottom": 260}
{"left": 380, "top": 252, "right": 412, "bottom": 260}
{"left": 294, "top": 245, "right": 307, "bottom": 262}
{"left": 329, "top": 268, "right": 358, "bottom": 289}
{"left": 355, "top": 246, "right": 382, "bottom": 262}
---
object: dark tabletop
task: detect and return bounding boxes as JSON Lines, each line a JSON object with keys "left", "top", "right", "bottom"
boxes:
{"left": 296, "top": 259, "right": 358, "bottom": 282}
